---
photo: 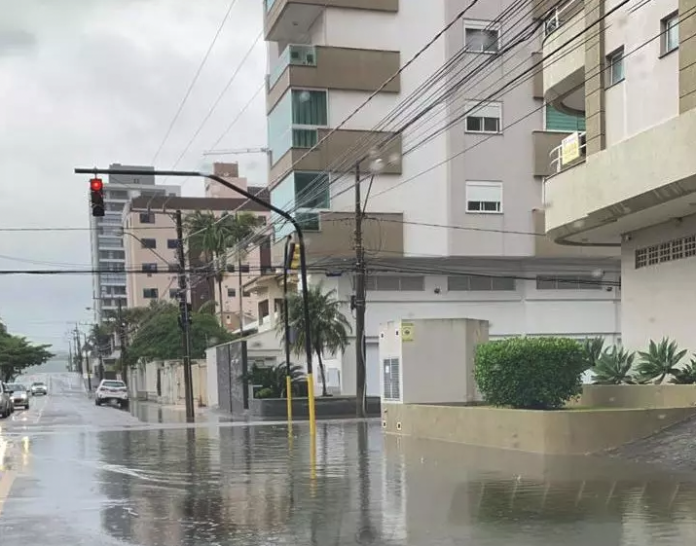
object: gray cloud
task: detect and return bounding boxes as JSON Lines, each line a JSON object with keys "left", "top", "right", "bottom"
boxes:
{"left": 0, "top": 29, "right": 37, "bottom": 55}
{"left": 0, "top": 0, "right": 266, "bottom": 346}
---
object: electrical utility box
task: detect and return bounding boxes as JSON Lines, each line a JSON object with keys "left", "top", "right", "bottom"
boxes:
{"left": 379, "top": 318, "right": 489, "bottom": 406}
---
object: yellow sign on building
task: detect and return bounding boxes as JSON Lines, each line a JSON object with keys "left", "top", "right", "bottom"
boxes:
{"left": 401, "top": 321, "right": 414, "bottom": 342}
{"left": 561, "top": 132, "right": 581, "bottom": 165}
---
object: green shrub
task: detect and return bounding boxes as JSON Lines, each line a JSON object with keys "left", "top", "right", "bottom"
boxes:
{"left": 255, "top": 387, "right": 275, "bottom": 399}
{"left": 475, "top": 337, "right": 586, "bottom": 410}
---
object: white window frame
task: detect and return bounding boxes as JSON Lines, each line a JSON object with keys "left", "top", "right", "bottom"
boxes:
{"left": 662, "top": 12, "right": 679, "bottom": 55}
{"left": 606, "top": 47, "right": 625, "bottom": 87}
{"left": 465, "top": 180, "right": 503, "bottom": 214}
{"left": 464, "top": 100, "right": 503, "bottom": 134}
{"left": 464, "top": 19, "right": 501, "bottom": 54}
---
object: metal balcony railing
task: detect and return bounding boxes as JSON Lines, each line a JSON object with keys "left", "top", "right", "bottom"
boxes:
{"left": 544, "top": 0, "right": 583, "bottom": 38}
{"left": 549, "top": 131, "right": 586, "bottom": 174}
{"left": 268, "top": 45, "right": 317, "bottom": 89}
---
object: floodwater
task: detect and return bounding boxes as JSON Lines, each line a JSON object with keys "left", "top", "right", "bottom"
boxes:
{"left": 1, "top": 373, "right": 696, "bottom": 545}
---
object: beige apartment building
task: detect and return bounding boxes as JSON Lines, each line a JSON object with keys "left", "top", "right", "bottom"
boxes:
{"left": 122, "top": 164, "right": 271, "bottom": 331}
{"left": 543, "top": 0, "right": 696, "bottom": 352}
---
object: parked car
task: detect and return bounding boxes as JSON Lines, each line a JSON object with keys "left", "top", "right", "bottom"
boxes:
{"left": 5, "top": 383, "right": 30, "bottom": 409}
{"left": 0, "top": 383, "right": 13, "bottom": 418}
{"left": 95, "top": 380, "right": 129, "bottom": 408}
{"left": 30, "top": 382, "right": 48, "bottom": 396}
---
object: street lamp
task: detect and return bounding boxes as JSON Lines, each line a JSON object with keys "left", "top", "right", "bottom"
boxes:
{"left": 74, "top": 167, "right": 318, "bottom": 436}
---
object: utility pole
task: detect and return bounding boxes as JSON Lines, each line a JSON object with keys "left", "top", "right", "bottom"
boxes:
{"left": 354, "top": 163, "right": 367, "bottom": 418}
{"left": 74, "top": 324, "right": 84, "bottom": 380}
{"left": 176, "top": 209, "right": 196, "bottom": 423}
{"left": 68, "top": 340, "right": 74, "bottom": 373}
{"left": 238, "top": 254, "right": 244, "bottom": 333}
{"left": 117, "top": 299, "right": 128, "bottom": 385}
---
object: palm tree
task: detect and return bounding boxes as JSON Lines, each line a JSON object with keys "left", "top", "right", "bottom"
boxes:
{"left": 184, "top": 211, "right": 263, "bottom": 326}
{"left": 276, "top": 283, "right": 352, "bottom": 396}
{"left": 636, "top": 337, "right": 687, "bottom": 384}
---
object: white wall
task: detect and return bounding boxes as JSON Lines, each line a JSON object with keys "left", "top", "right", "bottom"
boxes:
{"left": 621, "top": 214, "right": 696, "bottom": 356}
{"left": 604, "top": 0, "right": 679, "bottom": 146}
{"left": 206, "top": 347, "right": 218, "bottom": 409}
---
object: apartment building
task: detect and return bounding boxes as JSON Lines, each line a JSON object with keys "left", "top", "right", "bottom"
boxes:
{"left": 122, "top": 171, "right": 271, "bottom": 331}
{"left": 88, "top": 163, "right": 180, "bottom": 324}
{"left": 544, "top": 0, "right": 696, "bottom": 353}
{"left": 258, "top": 0, "right": 622, "bottom": 395}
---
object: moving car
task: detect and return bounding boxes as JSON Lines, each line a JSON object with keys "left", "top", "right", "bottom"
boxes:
{"left": 95, "top": 380, "right": 129, "bottom": 408}
{"left": 0, "top": 383, "right": 13, "bottom": 418}
{"left": 5, "top": 383, "right": 30, "bottom": 409}
{"left": 30, "top": 381, "right": 48, "bottom": 396}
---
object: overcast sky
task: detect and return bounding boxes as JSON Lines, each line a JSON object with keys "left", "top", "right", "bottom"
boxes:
{"left": 0, "top": 0, "right": 266, "bottom": 349}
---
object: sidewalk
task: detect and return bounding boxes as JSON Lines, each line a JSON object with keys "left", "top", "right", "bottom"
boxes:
{"left": 127, "top": 400, "right": 219, "bottom": 424}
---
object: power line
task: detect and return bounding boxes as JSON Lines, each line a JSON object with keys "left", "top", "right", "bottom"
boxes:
{"left": 150, "top": 0, "right": 240, "bottom": 165}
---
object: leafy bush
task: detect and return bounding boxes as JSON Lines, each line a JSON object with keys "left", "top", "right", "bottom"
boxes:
{"left": 475, "top": 337, "right": 585, "bottom": 410}
{"left": 636, "top": 337, "right": 687, "bottom": 384}
{"left": 592, "top": 346, "right": 636, "bottom": 384}
{"left": 255, "top": 387, "right": 274, "bottom": 399}
{"left": 670, "top": 358, "right": 696, "bottom": 384}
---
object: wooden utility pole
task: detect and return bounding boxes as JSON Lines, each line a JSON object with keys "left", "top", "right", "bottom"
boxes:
{"left": 354, "top": 163, "right": 367, "bottom": 418}
{"left": 175, "top": 209, "right": 195, "bottom": 423}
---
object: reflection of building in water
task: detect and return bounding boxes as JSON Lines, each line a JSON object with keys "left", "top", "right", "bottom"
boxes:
{"left": 385, "top": 435, "right": 696, "bottom": 545}
{"left": 381, "top": 436, "right": 407, "bottom": 543}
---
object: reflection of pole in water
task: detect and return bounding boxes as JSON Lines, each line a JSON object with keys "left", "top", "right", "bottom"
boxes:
{"left": 356, "top": 422, "right": 376, "bottom": 544}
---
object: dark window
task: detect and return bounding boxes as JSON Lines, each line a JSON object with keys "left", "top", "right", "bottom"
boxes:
{"left": 168, "top": 263, "right": 179, "bottom": 273}
{"left": 257, "top": 215, "right": 267, "bottom": 225}
{"left": 447, "top": 275, "right": 516, "bottom": 291}
{"left": 240, "top": 264, "right": 250, "bottom": 273}
{"left": 141, "top": 263, "right": 158, "bottom": 273}
{"left": 227, "top": 288, "right": 236, "bottom": 297}
{"left": 140, "top": 238, "right": 156, "bottom": 249}
{"left": 143, "top": 288, "right": 159, "bottom": 299}
{"left": 536, "top": 275, "right": 601, "bottom": 290}
{"left": 167, "top": 239, "right": 178, "bottom": 249}
{"left": 226, "top": 264, "right": 235, "bottom": 273}
{"left": 139, "top": 212, "right": 155, "bottom": 224}
{"left": 243, "top": 291, "right": 251, "bottom": 297}
{"left": 169, "top": 289, "right": 178, "bottom": 299}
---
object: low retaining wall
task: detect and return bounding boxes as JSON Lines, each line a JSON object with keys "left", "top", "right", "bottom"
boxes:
{"left": 382, "top": 403, "right": 696, "bottom": 455}
{"left": 250, "top": 396, "right": 381, "bottom": 419}
{"left": 579, "top": 384, "right": 696, "bottom": 409}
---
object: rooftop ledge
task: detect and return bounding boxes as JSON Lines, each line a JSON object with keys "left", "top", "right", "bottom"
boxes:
{"left": 544, "top": 108, "right": 696, "bottom": 245}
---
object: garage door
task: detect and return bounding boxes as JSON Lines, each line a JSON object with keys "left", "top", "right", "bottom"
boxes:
{"left": 366, "top": 343, "right": 381, "bottom": 396}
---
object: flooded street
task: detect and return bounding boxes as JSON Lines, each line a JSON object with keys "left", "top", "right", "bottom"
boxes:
{"left": 1, "top": 373, "right": 696, "bottom": 545}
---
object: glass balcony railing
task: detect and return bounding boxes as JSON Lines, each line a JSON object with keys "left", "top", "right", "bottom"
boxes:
{"left": 268, "top": 45, "right": 317, "bottom": 89}
{"left": 264, "top": 0, "right": 278, "bottom": 13}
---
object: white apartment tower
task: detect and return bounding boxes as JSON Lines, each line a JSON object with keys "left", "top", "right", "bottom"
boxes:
{"left": 88, "top": 163, "right": 180, "bottom": 323}
{"left": 262, "top": 0, "right": 622, "bottom": 395}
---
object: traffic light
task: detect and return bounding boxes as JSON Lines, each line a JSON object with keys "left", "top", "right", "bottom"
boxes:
{"left": 285, "top": 242, "right": 301, "bottom": 270}
{"left": 90, "top": 178, "right": 105, "bottom": 217}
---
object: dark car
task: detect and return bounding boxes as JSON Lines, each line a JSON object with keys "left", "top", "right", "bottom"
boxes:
{"left": 30, "top": 382, "right": 48, "bottom": 396}
{"left": 5, "top": 383, "right": 30, "bottom": 409}
{"left": 0, "top": 383, "right": 12, "bottom": 418}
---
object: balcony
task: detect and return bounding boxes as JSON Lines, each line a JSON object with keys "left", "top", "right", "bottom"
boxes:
{"left": 544, "top": 108, "right": 696, "bottom": 245}
{"left": 532, "top": 130, "right": 574, "bottom": 177}
{"left": 270, "top": 211, "right": 404, "bottom": 264}
{"left": 267, "top": 45, "right": 400, "bottom": 112}
{"left": 532, "top": 210, "right": 617, "bottom": 257}
{"left": 264, "top": 0, "right": 399, "bottom": 42}
{"left": 269, "top": 128, "right": 402, "bottom": 185}
{"left": 542, "top": 0, "right": 585, "bottom": 115}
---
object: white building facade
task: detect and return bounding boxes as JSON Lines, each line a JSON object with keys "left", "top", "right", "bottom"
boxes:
{"left": 261, "top": 0, "right": 622, "bottom": 396}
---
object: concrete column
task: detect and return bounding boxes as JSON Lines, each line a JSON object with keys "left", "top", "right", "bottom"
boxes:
{"left": 584, "top": 0, "right": 606, "bottom": 155}
{"left": 680, "top": 0, "right": 696, "bottom": 112}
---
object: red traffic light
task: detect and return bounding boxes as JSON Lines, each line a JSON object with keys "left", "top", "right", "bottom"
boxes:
{"left": 90, "top": 178, "right": 103, "bottom": 192}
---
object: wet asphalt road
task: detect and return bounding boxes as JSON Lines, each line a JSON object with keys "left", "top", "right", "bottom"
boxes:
{"left": 3, "top": 373, "right": 696, "bottom": 545}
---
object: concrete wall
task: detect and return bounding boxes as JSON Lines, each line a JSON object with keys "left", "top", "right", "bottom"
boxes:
{"left": 249, "top": 395, "right": 381, "bottom": 419}
{"left": 580, "top": 384, "right": 696, "bottom": 409}
{"left": 130, "top": 360, "right": 208, "bottom": 406}
{"left": 382, "top": 403, "right": 696, "bottom": 455}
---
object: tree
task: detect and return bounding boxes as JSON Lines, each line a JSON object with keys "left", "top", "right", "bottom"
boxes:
{"left": 0, "top": 323, "right": 54, "bottom": 382}
{"left": 276, "top": 283, "right": 352, "bottom": 397}
{"left": 126, "top": 303, "right": 233, "bottom": 364}
{"left": 184, "top": 211, "right": 264, "bottom": 326}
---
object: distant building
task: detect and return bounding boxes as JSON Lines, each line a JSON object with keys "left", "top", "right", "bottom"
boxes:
{"left": 88, "top": 163, "right": 180, "bottom": 324}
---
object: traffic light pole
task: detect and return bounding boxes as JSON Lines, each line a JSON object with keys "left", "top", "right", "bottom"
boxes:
{"left": 75, "top": 167, "right": 317, "bottom": 437}
{"left": 283, "top": 235, "right": 294, "bottom": 427}
{"left": 175, "top": 209, "right": 195, "bottom": 423}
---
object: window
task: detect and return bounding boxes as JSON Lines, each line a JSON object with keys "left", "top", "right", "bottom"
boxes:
{"left": 466, "top": 181, "right": 503, "bottom": 213}
{"left": 545, "top": 105, "right": 586, "bottom": 132}
{"left": 99, "top": 250, "right": 125, "bottom": 260}
{"left": 169, "top": 289, "right": 178, "bottom": 299}
{"left": 167, "top": 239, "right": 178, "bottom": 249}
{"left": 243, "top": 291, "right": 252, "bottom": 297}
{"left": 662, "top": 13, "right": 679, "bottom": 54}
{"left": 365, "top": 275, "right": 425, "bottom": 291}
{"left": 447, "top": 275, "right": 516, "bottom": 291}
{"left": 139, "top": 212, "right": 154, "bottom": 224}
{"left": 606, "top": 47, "right": 625, "bottom": 86}
{"left": 535, "top": 275, "right": 601, "bottom": 290}
{"left": 140, "top": 238, "right": 156, "bottom": 249}
{"left": 227, "top": 288, "right": 236, "bottom": 297}
{"left": 143, "top": 288, "right": 159, "bottom": 299}
{"left": 296, "top": 212, "right": 321, "bottom": 231}
{"left": 295, "top": 172, "right": 330, "bottom": 209}
{"left": 465, "top": 24, "right": 500, "bottom": 53}
{"left": 464, "top": 101, "right": 502, "bottom": 133}
{"left": 225, "top": 264, "right": 235, "bottom": 273}
{"left": 168, "top": 263, "right": 178, "bottom": 273}
{"left": 141, "top": 263, "right": 158, "bottom": 273}
{"left": 635, "top": 234, "right": 696, "bottom": 269}
{"left": 107, "top": 190, "right": 128, "bottom": 200}
{"left": 240, "top": 264, "right": 250, "bottom": 273}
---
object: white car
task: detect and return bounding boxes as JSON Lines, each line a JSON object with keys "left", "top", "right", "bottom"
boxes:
{"left": 95, "top": 380, "right": 129, "bottom": 407}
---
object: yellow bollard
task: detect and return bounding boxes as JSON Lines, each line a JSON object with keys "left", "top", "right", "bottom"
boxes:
{"left": 286, "top": 375, "right": 293, "bottom": 427}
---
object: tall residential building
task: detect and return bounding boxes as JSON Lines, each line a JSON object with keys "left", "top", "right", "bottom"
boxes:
{"left": 122, "top": 178, "right": 271, "bottom": 332}
{"left": 258, "top": 0, "right": 622, "bottom": 396}
{"left": 88, "top": 163, "right": 180, "bottom": 324}
{"left": 544, "top": 0, "right": 696, "bottom": 353}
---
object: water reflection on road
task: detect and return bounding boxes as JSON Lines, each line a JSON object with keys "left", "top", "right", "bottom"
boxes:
{"left": 2, "top": 376, "right": 696, "bottom": 545}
